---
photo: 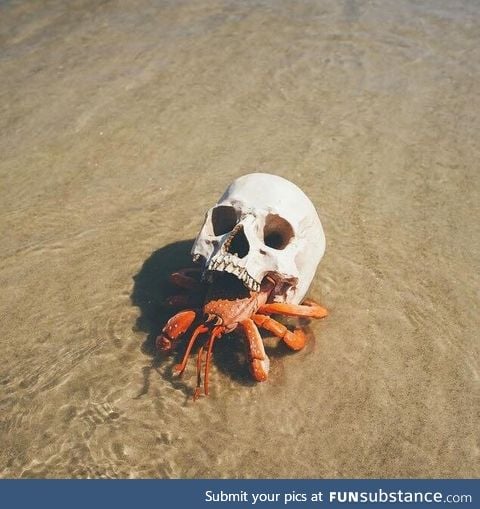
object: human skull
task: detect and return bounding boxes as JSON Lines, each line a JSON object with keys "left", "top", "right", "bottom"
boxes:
{"left": 191, "top": 173, "right": 325, "bottom": 304}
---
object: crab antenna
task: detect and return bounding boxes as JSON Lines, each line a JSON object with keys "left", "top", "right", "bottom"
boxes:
{"left": 175, "top": 324, "right": 208, "bottom": 375}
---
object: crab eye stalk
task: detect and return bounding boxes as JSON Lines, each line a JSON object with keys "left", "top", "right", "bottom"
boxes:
{"left": 263, "top": 214, "right": 294, "bottom": 250}
{"left": 212, "top": 205, "right": 238, "bottom": 236}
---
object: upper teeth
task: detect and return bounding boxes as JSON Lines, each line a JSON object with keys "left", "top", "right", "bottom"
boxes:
{"left": 206, "top": 253, "right": 260, "bottom": 292}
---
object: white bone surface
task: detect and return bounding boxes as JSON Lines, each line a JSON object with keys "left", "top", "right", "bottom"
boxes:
{"left": 192, "top": 173, "right": 325, "bottom": 303}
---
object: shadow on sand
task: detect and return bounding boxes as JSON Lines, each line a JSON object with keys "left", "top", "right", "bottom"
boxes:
{"left": 131, "top": 239, "right": 313, "bottom": 399}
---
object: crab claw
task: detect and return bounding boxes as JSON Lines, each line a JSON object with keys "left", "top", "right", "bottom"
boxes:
{"left": 250, "top": 357, "right": 270, "bottom": 382}
{"left": 155, "top": 310, "right": 197, "bottom": 354}
{"left": 156, "top": 336, "right": 172, "bottom": 352}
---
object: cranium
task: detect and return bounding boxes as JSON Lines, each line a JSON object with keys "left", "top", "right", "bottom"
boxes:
{"left": 191, "top": 173, "right": 325, "bottom": 304}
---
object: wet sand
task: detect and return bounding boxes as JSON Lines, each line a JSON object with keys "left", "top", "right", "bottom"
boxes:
{"left": 0, "top": 0, "right": 479, "bottom": 478}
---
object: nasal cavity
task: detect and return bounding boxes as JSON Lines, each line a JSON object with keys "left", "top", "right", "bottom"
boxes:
{"left": 226, "top": 226, "right": 250, "bottom": 258}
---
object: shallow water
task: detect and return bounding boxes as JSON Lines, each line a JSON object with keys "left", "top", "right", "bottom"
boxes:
{"left": 1, "top": 0, "right": 479, "bottom": 478}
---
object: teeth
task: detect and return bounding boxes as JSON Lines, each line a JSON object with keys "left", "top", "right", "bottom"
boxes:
{"left": 205, "top": 254, "right": 261, "bottom": 292}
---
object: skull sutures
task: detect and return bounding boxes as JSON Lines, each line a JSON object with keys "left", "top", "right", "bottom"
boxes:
{"left": 191, "top": 173, "right": 325, "bottom": 304}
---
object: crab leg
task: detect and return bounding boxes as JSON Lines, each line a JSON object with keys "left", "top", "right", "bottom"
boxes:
{"left": 164, "top": 294, "right": 203, "bottom": 308}
{"left": 169, "top": 268, "right": 202, "bottom": 291}
{"left": 156, "top": 310, "right": 197, "bottom": 351}
{"left": 240, "top": 319, "right": 270, "bottom": 382}
{"left": 174, "top": 323, "right": 209, "bottom": 375}
{"left": 193, "top": 344, "right": 206, "bottom": 401}
{"left": 258, "top": 299, "right": 328, "bottom": 319}
{"left": 203, "top": 327, "right": 222, "bottom": 396}
{"left": 253, "top": 314, "right": 307, "bottom": 351}
{"left": 192, "top": 327, "right": 223, "bottom": 400}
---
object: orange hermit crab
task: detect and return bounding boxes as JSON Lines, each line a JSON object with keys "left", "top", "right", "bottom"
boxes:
{"left": 156, "top": 173, "right": 328, "bottom": 398}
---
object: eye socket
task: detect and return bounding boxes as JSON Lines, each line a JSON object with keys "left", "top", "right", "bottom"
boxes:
{"left": 212, "top": 206, "right": 238, "bottom": 236}
{"left": 263, "top": 214, "right": 294, "bottom": 250}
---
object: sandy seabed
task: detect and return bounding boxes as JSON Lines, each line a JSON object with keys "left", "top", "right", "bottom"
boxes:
{"left": 0, "top": 0, "right": 479, "bottom": 478}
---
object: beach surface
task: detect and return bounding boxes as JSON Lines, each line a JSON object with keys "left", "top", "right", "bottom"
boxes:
{"left": 0, "top": 0, "right": 479, "bottom": 477}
